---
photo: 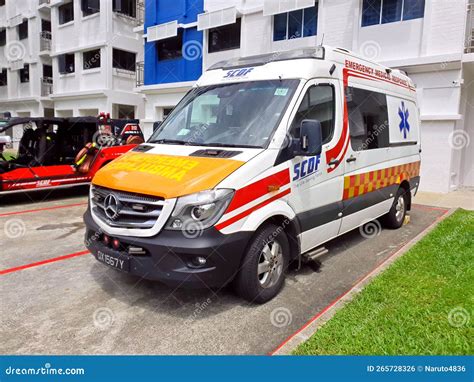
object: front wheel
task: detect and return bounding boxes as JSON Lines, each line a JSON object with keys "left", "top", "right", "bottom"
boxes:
{"left": 234, "top": 224, "right": 290, "bottom": 304}
{"left": 381, "top": 188, "right": 408, "bottom": 229}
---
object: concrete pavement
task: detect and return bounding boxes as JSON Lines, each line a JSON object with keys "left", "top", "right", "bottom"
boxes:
{"left": 0, "top": 191, "right": 447, "bottom": 355}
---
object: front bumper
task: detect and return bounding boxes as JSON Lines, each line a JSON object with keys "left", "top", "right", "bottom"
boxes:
{"left": 84, "top": 209, "right": 251, "bottom": 288}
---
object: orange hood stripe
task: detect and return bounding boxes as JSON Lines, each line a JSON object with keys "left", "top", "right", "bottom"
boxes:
{"left": 92, "top": 152, "right": 244, "bottom": 199}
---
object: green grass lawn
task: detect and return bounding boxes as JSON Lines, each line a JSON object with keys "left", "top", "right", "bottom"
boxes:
{"left": 2, "top": 150, "right": 16, "bottom": 161}
{"left": 294, "top": 209, "right": 473, "bottom": 355}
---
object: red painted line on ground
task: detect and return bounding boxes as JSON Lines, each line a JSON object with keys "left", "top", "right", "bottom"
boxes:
{"left": 0, "top": 250, "right": 90, "bottom": 276}
{"left": 269, "top": 209, "right": 450, "bottom": 355}
{"left": 0, "top": 202, "right": 87, "bottom": 218}
{"left": 412, "top": 204, "right": 450, "bottom": 212}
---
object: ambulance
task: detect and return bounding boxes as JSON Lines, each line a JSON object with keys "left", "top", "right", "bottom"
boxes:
{"left": 84, "top": 46, "right": 421, "bottom": 303}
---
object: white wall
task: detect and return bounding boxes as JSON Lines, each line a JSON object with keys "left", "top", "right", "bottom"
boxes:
{"left": 460, "top": 63, "right": 474, "bottom": 188}
{"left": 48, "top": 0, "right": 144, "bottom": 117}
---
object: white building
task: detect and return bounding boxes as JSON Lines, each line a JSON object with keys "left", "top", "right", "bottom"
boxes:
{"left": 140, "top": 0, "right": 473, "bottom": 193}
{"left": 0, "top": 0, "right": 54, "bottom": 118}
{"left": 0, "top": 0, "right": 145, "bottom": 121}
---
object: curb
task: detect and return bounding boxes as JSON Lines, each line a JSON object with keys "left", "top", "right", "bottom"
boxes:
{"left": 271, "top": 207, "right": 456, "bottom": 355}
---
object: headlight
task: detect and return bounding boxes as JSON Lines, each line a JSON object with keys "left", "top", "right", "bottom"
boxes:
{"left": 165, "top": 189, "right": 234, "bottom": 231}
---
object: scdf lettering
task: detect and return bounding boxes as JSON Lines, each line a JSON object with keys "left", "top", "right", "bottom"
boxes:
{"left": 293, "top": 155, "right": 321, "bottom": 181}
{"left": 224, "top": 68, "right": 254, "bottom": 78}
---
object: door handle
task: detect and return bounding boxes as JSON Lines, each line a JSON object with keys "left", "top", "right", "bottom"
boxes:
{"left": 328, "top": 158, "right": 340, "bottom": 166}
{"left": 346, "top": 156, "right": 357, "bottom": 163}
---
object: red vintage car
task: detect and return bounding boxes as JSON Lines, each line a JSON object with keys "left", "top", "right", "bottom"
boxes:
{"left": 0, "top": 113, "right": 144, "bottom": 194}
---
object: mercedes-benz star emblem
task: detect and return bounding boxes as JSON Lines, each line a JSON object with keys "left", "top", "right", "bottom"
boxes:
{"left": 104, "top": 194, "right": 121, "bottom": 220}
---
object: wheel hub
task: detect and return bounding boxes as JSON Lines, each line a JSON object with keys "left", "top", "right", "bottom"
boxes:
{"left": 258, "top": 240, "right": 284, "bottom": 289}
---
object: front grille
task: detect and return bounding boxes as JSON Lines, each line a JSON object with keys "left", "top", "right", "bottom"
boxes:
{"left": 91, "top": 186, "right": 165, "bottom": 229}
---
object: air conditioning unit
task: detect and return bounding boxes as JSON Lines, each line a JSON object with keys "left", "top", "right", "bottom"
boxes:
{"left": 197, "top": 7, "right": 237, "bottom": 31}
{"left": 263, "top": 0, "right": 315, "bottom": 16}
{"left": 8, "top": 15, "right": 23, "bottom": 28}
{"left": 147, "top": 20, "right": 178, "bottom": 42}
{"left": 10, "top": 60, "right": 24, "bottom": 71}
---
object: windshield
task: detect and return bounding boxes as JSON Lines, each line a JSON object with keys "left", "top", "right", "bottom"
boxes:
{"left": 149, "top": 80, "right": 299, "bottom": 148}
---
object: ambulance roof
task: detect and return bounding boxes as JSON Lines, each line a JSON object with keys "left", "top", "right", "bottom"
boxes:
{"left": 199, "top": 45, "right": 415, "bottom": 98}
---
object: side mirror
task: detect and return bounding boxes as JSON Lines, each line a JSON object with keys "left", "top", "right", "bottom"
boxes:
{"left": 293, "top": 119, "right": 323, "bottom": 157}
{"left": 153, "top": 121, "right": 162, "bottom": 132}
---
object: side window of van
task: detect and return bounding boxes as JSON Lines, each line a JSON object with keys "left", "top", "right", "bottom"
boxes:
{"left": 347, "top": 87, "right": 389, "bottom": 151}
{"left": 291, "top": 85, "right": 335, "bottom": 144}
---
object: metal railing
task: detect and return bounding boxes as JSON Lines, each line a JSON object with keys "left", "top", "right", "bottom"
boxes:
{"left": 41, "top": 77, "right": 53, "bottom": 96}
{"left": 40, "top": 31, "right": 52, "bottom": 52}
{"left": 466, "top": 3, "right": 474, "bottom": 53}
{"left": 136, "top": 61, "right": 144, "bottom": 87}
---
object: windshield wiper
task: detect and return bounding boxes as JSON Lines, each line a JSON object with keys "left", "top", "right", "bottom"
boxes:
{"left": 150, "top": 139, "right": 188, "bottom": 145}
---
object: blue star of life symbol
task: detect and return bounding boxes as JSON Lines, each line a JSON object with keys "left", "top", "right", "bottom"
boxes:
{"left": 398, "top": 101, "right": 410, "bottom": 139}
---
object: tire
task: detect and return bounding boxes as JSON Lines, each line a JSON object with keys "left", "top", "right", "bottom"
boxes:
{"left": 234, "top": 224, "right": 290, "bottom": 304}
{"left": 381, "top": 188, "right": 408, "bottom": 229}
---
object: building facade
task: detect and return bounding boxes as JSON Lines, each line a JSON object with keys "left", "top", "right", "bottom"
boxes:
{"left": 0, "top": 0, "right": 145, "bottom": 123}
{"left": 139, "top": 0, "right": 473, "bottom": 193}
{"left": 138, "top": 0, "right": 203, "bottom": 135}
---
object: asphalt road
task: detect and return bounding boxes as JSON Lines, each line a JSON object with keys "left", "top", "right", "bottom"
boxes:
{"left": 0, "top": 190, "right": 447, "bottom": 355}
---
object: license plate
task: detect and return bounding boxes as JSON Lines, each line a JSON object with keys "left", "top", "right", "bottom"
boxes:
{"left": 96, "top": 251, "right": 130, "bottom": 272}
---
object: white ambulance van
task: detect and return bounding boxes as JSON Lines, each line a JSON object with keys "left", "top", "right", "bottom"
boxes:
{"left": 84, "top": 46, "right": 421, "bottom": 303}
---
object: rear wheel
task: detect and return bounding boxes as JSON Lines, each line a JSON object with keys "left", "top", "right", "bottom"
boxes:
{"left": 234, "top": 224, "right": 290, "bottom": 304}
{"left": 381, "top": 188, "right": 408, "bottom": 229}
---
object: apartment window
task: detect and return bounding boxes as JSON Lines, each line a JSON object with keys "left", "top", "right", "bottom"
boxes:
{"left": 42, "top": 19, "right": 51, "bottom": 32}
{"left": 273, "top": 5, "right": 318, "bottom": 41}
{"left": 157, "top": 30, "right": 182, "bottom": 61}
{"left": 0, "top": 0, "right": 5, "bottom": 6}
{"left": 113, "top": 49, "right": 136, "bottom": 71}
{"left": 58, "top": 53, "right": 75, "bottom": 74}
{"left": 112, "top": 0, "right": 136, "bottom": 18}
{"left": 347, "top": 87, "right": 389, "bottom": 151}
{"left": 362, "top": 0, "right": 425, "bottom": 27}
{"left": 59, "top": 2, "right": 74, "bottom": 25}
{"left": 43, "top": 64, "right": 53, "bottom": 78}
{"left": 117, "top": 104, "right": 135, "bottom": 119}
{"left": 20, "top": 64, "right": 29, "bottom": 83}
{"left": 291, "top": 85, "right": 335, "bottom": 144}
{"left": 0, "top": 68, "right": 7, "bottom": 86}
{"left": 83, "top": 49, "right": 101, "bottom": 70}
{"left": 82, "top": 0, "right": 100, "bottom": 16}
{"left": 0, "top": 29, "right": 5, "bottom": 46}
{"left": 18, "top": 20, "right": 28, "bottom": 40}
{"left": 208, "top": 18, "right": 241, "bottom": 53}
